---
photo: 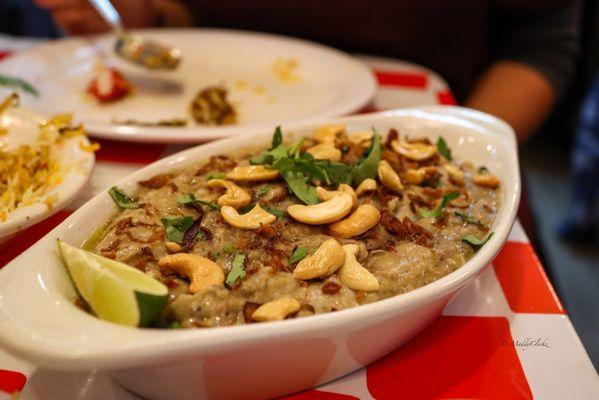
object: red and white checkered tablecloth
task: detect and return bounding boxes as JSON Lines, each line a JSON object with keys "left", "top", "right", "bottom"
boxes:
{"left": 0, "top": 39, "right": 597, "bottom": 400}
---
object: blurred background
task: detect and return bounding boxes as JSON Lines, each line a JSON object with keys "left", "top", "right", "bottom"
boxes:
{"left": 1, "top": 0, "right": 598, "bottom": 371}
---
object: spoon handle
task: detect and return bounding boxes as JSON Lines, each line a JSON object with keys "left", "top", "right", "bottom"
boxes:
{"left": 88, "top": 0, "right": 124, "bottom": 33}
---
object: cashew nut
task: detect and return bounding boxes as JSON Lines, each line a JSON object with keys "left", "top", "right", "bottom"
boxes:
{"left": 165, "top": 241, "right": 182, "bottom": 253}
{"left": 221, "top": 203, "right": 276, "bottom": 229}
{"left": 226, "top": 165, "right": 279, "bottom": 181}
{"left": 338, "top": 244, "right": 379, "bottom": 291}
{"left": 347, "top": 130, "right": 373, "bottom": 151}
{"left": 391, "top": 140, "right": 437, "bottom": 161}
{"left": 315, "top": 184, "right": 358, "bottom": 208}
{"left": 329, "top": 204, "right": 381, "bottom": 238}
{"left": 444, "top": 165, "right": 464, "bottom": 185}
{"left": 313, "top": 124, "right": 345, "bottom": 143}
{"left": 405, "top": 166, "right": 438, "bottom": 185}
{"left": 252, "top": 297, "right": 301, "bottom": 322}
{"left": 377, "top": 160, "right": 404, "bottom": 193}
{"left": 293, "top": 238, "right": 345, "bottom": 280}
{"left": 287, "top": 193, "right": 353, "bottom": 225}
{"left": 472, "top": 173, "right": 500, "bottom": 188}
{"left": 158, "top": 253, "right": 224, "bottom": 294}
{"left": 306, "top": 143, "right": 342, "bottom": 161}
{"left": 356, "top": 178, "right": 377, "bottom": 196}
{"left": 207, "top": 179, "right": 251, "bottom": 209}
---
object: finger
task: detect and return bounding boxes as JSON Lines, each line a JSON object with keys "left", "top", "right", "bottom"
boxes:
{"left": 53, "top": 8, "right": 111, "bottom": 35}
{"left": 35, "top": 0, "right": 85, "bottom": 10}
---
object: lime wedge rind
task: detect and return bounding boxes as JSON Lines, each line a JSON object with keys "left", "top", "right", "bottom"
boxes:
{"left": 57, "top": 240, "right": 168, "bottom": 327}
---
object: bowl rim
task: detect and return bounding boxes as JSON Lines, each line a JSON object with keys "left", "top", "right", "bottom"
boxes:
{"left": 0, "top": 106, "right": 520, "bottom": 370}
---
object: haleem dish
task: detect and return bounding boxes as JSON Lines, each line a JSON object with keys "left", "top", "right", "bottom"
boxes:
{"left": 59, "top": 124, "right": 500, "bottom": 328}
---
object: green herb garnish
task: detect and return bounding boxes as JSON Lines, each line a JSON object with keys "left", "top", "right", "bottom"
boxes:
{"left": 462, "top": 233, "right": 494, "bottom": 249}
{"left": 161, "top": 216, "right": 197, "bottom": 243}
{"left": 263, "top": 206, "right": 286, "bottom": 218}
{"left": 350, "top": 128, "right": 381, "bottom": 186}
{"left": 417, "top": 191, "right": 460, "bottom": 219}
{"left": 223, "top": 243, "right": 236, "bottom": 254}
{"left": 168, "top": 321, "right": 182, "bottom": 329}
{"left": 226, "top": 253, "right": 246, "bottom": 286}
{"left": 455, "top": 211, "right": 484, "bottom": 226}
{"left": 249, "top": 126, "right": 381, "bottom": 204}
{"left": 478, "top": 166, "right": 489, "bottom": 174}
{"left": 288, "top": 247, "right": 309, "bottom": 265}
{"left": 436, "top": 136, "right": 452, "bottom": 161}
{"left": 255, "top": 185, "right": 272, "bottom": 198}
{"left": 177, "top": 193, "right": 220, "bottom": 210}
{"left": 108, "top": 186, "right": 139, "bottom": 209}
{"left": 206, "top": 172, "right": 226, "bottom": 180}
{"left": 0, "top": 74, "right": 38, "bottom": 96}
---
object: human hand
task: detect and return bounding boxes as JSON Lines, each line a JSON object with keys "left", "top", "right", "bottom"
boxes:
{"left": 35, "top": 0, "right": 158, "bottom": 35}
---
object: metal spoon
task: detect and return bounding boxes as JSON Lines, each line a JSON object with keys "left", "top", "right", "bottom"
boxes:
{"left": 88, "top": 0, "right": 181, "bottom": 70}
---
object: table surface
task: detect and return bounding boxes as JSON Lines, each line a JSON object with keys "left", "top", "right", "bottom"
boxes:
{"left": 0, "top": 36, "right": 598, "bottom": 400}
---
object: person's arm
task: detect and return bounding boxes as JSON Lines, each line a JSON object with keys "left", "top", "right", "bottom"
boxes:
{"left": 35, "top": 0, "right": 192, "bottom": 35}
{"left": 466, "top": 61, "right": 555, "bottom": 143}
{"left": 466, "top": 1, "right": 581, "bottom": 143}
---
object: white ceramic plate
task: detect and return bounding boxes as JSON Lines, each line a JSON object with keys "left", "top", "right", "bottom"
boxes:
{"left": 0, "top": 107, "right": 520, "bottom": 400}
{"left": 0, "top": 106, "right": 95, "bottom": 243}
{"left": 0, "top": 29, "right": 376, "bottom": 143}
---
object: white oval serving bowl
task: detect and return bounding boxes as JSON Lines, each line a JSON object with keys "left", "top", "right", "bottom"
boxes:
{"left": 0, "top": 107, "right": 520, "bottom": 400}
{"left": 0, "top": 106, "right": 95, "bottom": 243}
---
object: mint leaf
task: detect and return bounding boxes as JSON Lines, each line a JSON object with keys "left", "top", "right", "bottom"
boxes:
{"left": 418, "top": 191, "right": 460, "bottom": 219}
{"left": 462, "top": 233, "right": 494, "bottom": 249}
{"left": 255, "top": 185, "right": 272, "bottom": 198}
{"left": 0, "top": 74, "right": 38, "bottom": 96}
{"left": 108, "top": 186, "right": 139, "bottom": 209}
{"left": 283, "top": 171, "right": 318, "bottom": 204}
{"left": 177, "top": 193, "right": 220, "bottom": 210}
{"left": 455, "top": 211, "right": 484, "bottom": 226}
{"left": 226, "top": 253, "right": 246, "bottom": 286}
{"left": 161, "top": 215, "right": 196, "bottom": 243}
{"left": 437, "top": 136, "right": 452, "bottom": 161}
{"left": 272, "top": 126, "right": 283, "bottom": 148}
{"left": 206, "top": 172, "right": 226, "bottom": 180}
{"left": 351, "top": 129, "right": 381, "bottom": 186}
{"left": 263, "top": 206, "right": 285, "bottom": 218}
{"left": 288, "top": 246, "right": 309, "bottom": 265}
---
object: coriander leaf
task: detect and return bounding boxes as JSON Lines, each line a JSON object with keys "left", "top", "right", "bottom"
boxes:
{"left": 417, "top": 191, "right": 460, "bottom": 219}
{"left": 263, "top": 206, "right": 285, "bottom": 218}
{"left": 436, "top": 136, "right": 452, "bottom": 161}
{"left": 0, "top": 74, "right": 38, "bottom": 96}
{"left": 478, "top": 166, "right": 489, "bottom": 174}
{"left": 271, "top": 126, "right": 283, "bottom": 148}
{"left": 283, "top": 171, "right": 318, "bottom": 204}
{"left": 226, "top": 253, "right": 246, "bottom": 286}
{"left": 108, "top": 186, "right": 139, "bottom": 209}
{"left": 351, "top": 129, "right": 381, "bottom": 186}
{"left": 177, "top": 193, "right": 220, "bottom": 210}
{"left": 250, "top": 144, "right": 288, "bottom": 165}
{"left": 206, "top": 172, "right": 226, "bottom": 180}
{"left": 161, "top": 215, "right": 196, "bottom": 243}
{"left": 462, "top": 233, "right": 494, "bottom": 249}
{"left": 288, "top": 246, "right": 309, "bottom": 265}
{"left": 455, "top": 211, "right": 484, "bottom": 226}
{"left": 255, "top": 185, "right": 272, "bottom": 198}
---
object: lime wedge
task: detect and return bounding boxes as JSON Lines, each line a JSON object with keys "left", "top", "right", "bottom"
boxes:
{"left": 57, "top": 240, "right": 168, "bottom": 327}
